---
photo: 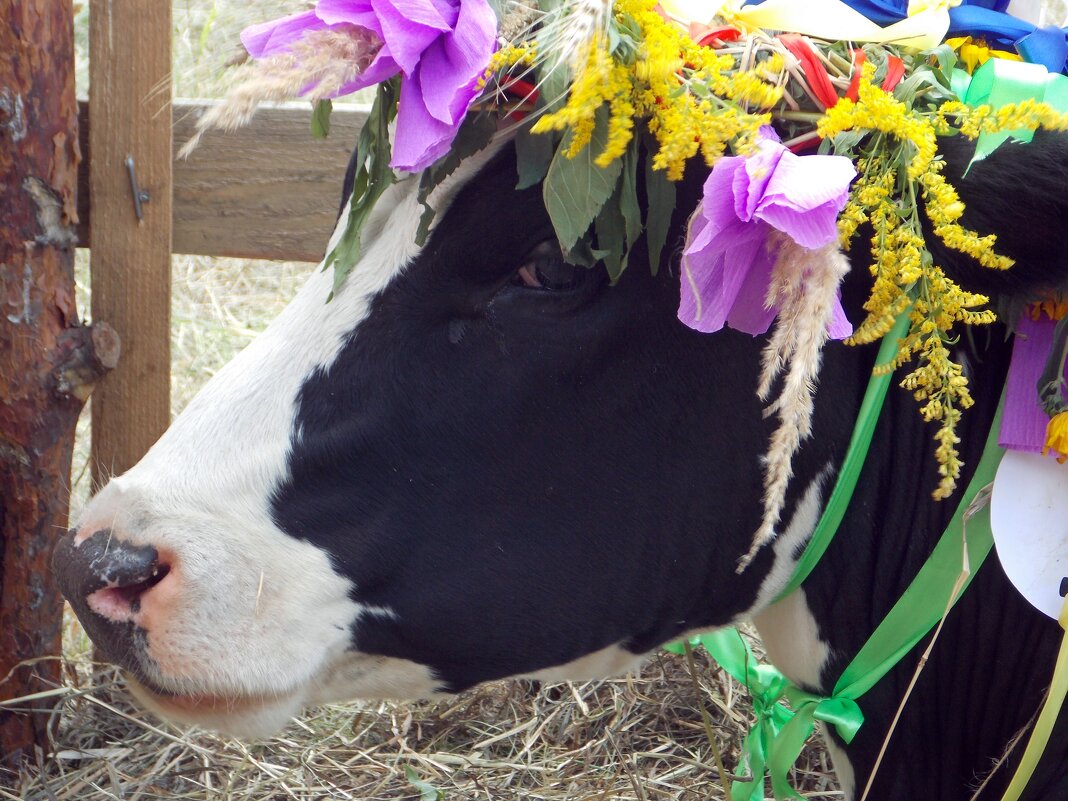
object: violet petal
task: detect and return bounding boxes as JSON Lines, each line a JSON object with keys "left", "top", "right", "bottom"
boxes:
{"left": 825, "top": 294, "right": 853, "bottom": 339}
{"left": 755, "top": 152, "right": 856, "bottom": 248}
{"left": 736, "top": 139, "right": 785, "bottom": 223}
{"left": 416, "top": 0, "right": 498, "bottom": 123}
{"left": 725, "top": 239, "right": 778, "bottom": 336}
{"left": 241, "top": 11, "right": 326, "bottom": 58}
{"left": 370, "top": 0, "right": 450, "bottom": 74}
{"left": 678, "top": 251, "right": 728, "bottom": 333}
{"left": 391, "top": 74, "right": 460, "bottom": 171}
{"left": 315, "top": 0, "right": 379, "bottom": 32}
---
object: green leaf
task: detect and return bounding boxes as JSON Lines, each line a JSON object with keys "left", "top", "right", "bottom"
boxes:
{"left": 311, "top": 98, "right": 333, "bottom": 139}
{"left": 515, "top": 124, "right": 555, "bottom": 190}
{"left": 830, "top": 130, "right": 865, "bottom": 154}
{"left": 537, "top": 64, "right": 570, "bottom": 115}
{"left": 643, "top": 154, "right": 675, "bottom": 276}
{"left": 620, "top": 138, "right": 641, "bottom": 252}
{"left": 595, "top": 179, "right": 626, "bottom": 281}
{"left": 533, "top": 0, "right": 569, "bottom": 112}
{"left": 323, "top": 78, "right": 399, "bottom": 298}
{"left": 564, "top": 236, "right": 611, "bottom": 268}
{"left": 414, "top": 111, "right": 498, "bottom": 245}
{"left": 930, "top": 44, "right": 958, "bottom": 79}
{"left": 543, "top": 105, "right": 623, "bottom": 252}
{"left": 404, "top": 766, "right": 445, "bottom": 801}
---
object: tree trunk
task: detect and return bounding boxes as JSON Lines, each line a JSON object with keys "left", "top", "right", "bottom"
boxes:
{"left": 0, "top": 0, "right": 117, "bottom": 765}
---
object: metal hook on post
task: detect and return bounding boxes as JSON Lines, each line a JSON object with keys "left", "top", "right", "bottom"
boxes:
{"left": 125, "top": 155, "right": 151, "bottom": 222}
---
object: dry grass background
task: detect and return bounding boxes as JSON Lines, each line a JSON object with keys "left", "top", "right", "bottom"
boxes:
{"left": 2, "top": 1, "right": 906, "bottom": 797}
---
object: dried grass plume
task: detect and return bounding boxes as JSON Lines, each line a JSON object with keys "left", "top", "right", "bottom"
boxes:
{"left": 738, "top": 237, "right": 851, "bottom": 571}
{"left": 179, "top": 26, "right": 381, "bottom": 158}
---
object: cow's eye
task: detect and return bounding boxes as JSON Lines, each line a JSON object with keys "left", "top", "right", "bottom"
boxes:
{"left": 513, "top": 241, "right": 585, "bottom": 291}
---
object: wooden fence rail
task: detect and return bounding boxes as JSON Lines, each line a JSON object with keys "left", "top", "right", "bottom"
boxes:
{"left": 76, "top": 101, "right": 368, "bottom": 264}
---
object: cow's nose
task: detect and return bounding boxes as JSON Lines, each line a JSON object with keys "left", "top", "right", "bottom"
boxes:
{"left": 53, "top": 528, "right": 170, "bottom": 623}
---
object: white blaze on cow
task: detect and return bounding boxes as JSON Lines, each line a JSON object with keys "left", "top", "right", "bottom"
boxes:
{"left": 62, "top": 148, "right": 508, "bottom": 736}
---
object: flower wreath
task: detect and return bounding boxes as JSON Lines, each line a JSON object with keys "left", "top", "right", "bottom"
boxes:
{"left": 192, "top": 0, "right": 1068, "bottom": 563}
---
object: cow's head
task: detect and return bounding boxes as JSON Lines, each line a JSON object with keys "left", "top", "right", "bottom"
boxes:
{"left": 54, "top": 129, "right": 1068, "bottom": 736}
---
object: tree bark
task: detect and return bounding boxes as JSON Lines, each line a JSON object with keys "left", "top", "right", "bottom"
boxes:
{"left": 0, "top": 0, "right": 115, "bottom": 765}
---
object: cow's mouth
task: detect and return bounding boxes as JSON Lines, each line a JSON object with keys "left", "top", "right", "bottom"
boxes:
{"left": 125, "top": 674, "right": 294, "bottom": 726}
{"left": 127, "top": 674, "right": 310, "bottom": 736}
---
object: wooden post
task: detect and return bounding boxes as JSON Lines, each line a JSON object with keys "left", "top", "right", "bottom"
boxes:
{"left": 0, "top": 0, "right": 116, "bottom": 763}
{"left": 89, "top": 0, "right": 172, "bottom": 487}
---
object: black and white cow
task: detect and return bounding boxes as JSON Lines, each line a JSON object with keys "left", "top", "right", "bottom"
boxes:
{"left": 54, "top": 128, "right": 1068, "bottom": 799}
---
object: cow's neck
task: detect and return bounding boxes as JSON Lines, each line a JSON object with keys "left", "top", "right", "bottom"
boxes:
{"left": 754, "top": 331, "right": 1068, "bottom": 800}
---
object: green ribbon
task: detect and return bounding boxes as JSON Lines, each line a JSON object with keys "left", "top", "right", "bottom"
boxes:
{"left": 666, "top": 630, "right": 802, "bottom": 801}
{"left": 775, "top": 314, "right": 909, "bottom": 602}
{"left": 667, "top": 343, "right": 1007, "bottom": 800}
{"left": 953, "top": 57, "right": 1068, "bottom": 164}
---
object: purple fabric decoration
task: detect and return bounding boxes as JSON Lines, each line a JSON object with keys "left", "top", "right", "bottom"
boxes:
{"left": 1001, "top": 314, "right": 1068, "bottom": 451}
{"left": 678, "top": 132, "right": 857, "bottom": 337}
{"left": 241, "top": 0, "right": 497, "bottom": 172}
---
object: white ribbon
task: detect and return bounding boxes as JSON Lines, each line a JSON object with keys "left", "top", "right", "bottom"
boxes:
{"left": 659, "top": 0, "right": 962, "bottom": 49}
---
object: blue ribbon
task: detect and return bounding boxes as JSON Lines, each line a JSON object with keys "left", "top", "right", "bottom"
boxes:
{"left": 744, "top": 0, "right": 1068, "bottom": 73}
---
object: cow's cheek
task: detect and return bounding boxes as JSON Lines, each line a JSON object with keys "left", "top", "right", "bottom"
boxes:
{"left": 133, "top": 559, "right": 203, "bottom": 681}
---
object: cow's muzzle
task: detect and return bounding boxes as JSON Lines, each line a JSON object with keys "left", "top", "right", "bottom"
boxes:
{"left": 53, "top": 528, "right": 170, "bottom": 674}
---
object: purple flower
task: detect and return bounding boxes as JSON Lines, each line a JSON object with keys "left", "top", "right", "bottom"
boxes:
{"left": 678, "top": 132, "right": 857, "bottom": 337}
{"left": 241, "top": 0, "right": 497, "bottom": 172}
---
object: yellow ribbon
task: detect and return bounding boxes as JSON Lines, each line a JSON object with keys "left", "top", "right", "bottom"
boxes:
{"left": 999, "top": 593, "right": 1068, "bottom": 801}
{"left": 659, "top": 0, "right": 961, "bottom": 48}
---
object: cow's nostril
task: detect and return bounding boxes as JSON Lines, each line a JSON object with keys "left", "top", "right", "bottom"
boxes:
{"left": 54, "top": 528, "right": 170, "bottom": 623}
{"left": 87, "top": 562, "right": 171, "bottom": 621}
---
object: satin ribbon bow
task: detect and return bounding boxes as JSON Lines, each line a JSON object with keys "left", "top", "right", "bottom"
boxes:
{"left": 953, "top": 56, "right": 1068, "bottom": 163}
{"left": 666, "top": 630, "right": 864, "bottom": 800}
{"left": 765, "top": 687, "right": 864, "bottom": 799}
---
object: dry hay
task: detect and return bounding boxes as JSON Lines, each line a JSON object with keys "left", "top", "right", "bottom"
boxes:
{"left": 4, "top": 622, "right": 840, "bottom": 800}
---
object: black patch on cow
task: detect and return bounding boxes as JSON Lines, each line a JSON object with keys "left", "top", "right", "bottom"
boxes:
{"left": 276, "top": 136, "right": 1068, "bottom": 797}
{"left": 271, "top": 148, "right": 859, "bottom": 691}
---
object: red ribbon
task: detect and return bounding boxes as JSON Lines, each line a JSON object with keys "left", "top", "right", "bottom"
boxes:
{"left": 778, "top": 34, "right": 839, "bottom": 109}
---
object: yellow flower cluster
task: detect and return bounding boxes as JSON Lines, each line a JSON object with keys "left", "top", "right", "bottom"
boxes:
{"left": 818, "top": 63, "right": 936, "bottom": 180}
{"left": 480, "top": 43, "right": 537, "bottom": 90}
{"left": 533, "top": 0, "right": 782, "bottom": 177}
{"left": 637, "top": 0, "right": 783, "bottom": 176}
{"left": 937, "top": 98, "right": 1068, "bottom": 138}
{"left": 487, "top": 43, "right": 536, "bottom": 72}
{"left": 1030, "top": 295, "right": 1068, "bottom": 321}
{"left": 920, "top": 163, "right": 1013, "bottom": 270}
{"left": 531, "top": 45, "right": 636, "bottom": 164}
{"left": 823, "top": 64, "right": 1011, "bottom": 498}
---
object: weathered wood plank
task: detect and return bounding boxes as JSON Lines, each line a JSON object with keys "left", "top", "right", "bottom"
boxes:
{"left": 88, "top": 0, "right": 173, "bottom": 487}
{"left": 0, "top": 0, "right": 88, "bottom": 762}
{"left": 77, "top": 101, "right": 367, "bottom": 263}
